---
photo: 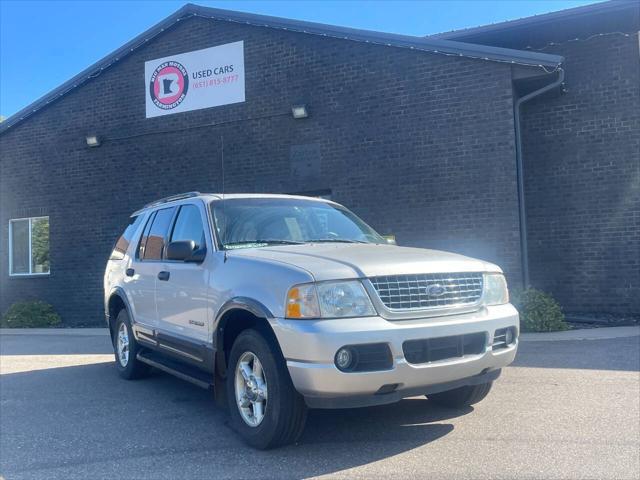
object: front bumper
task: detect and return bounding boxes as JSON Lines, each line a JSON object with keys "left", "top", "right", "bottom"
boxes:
{"left": 270, "top": 303, "right": 519, "bottom": 408}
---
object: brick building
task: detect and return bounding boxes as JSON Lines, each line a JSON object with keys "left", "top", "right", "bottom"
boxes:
{"left": 0, "top": 1, "right": 638, "bottom": 326}
{"left": 435, "top": 0, "right": 639, "bottom": 316}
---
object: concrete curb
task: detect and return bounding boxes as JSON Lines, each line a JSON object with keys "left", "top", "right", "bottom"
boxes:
{"left": 0, "top": 328, "right": 109, "bottom": 336}
{"left": 520, "top": 325, "right": 640, "bottom": 342}
{"left": 1, "top": 326, "right": 638, "bottom": 341}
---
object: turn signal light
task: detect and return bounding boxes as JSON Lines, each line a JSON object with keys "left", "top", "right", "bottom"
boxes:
{"left": 285, "top": 284, "right": 320, "bottom": 318}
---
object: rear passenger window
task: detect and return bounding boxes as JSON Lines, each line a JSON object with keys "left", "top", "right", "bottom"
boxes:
{"left": 138, "top": 212, "right": 156, "bottom": 259}
{"left": 140, "top": 207, "right": 176, "bottom": 260}
{"left": 110, "top": 215, "right": 144, "bottom": 260}
{"left": 170, "top": 205, "right": 206, "bottom": 249}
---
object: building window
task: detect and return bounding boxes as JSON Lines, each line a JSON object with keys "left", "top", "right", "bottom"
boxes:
{"left": 9, "top": 217, "right": 50, "bottom": 276}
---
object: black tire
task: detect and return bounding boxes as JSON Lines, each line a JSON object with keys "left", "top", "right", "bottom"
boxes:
{"left": 427, "top": 382, "right": 493, "bottom": 408}
{"left": 226, "top": 329, "right": 307, "bottom": 449}
{"left": 113, "top": 309, "right": 150, "bottom": 380}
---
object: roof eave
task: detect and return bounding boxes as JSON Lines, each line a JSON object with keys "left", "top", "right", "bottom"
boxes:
{"left": 0, "top": 3, "right": 562, "bottom": 134}
{"left": 0, "top": 4, "right": 193, "bottom": 134}
{"left": 431, "top": 0, "right": 635, "bottom": 40}
{"left": 186, "top": 3, "right": 563, "bottom": 67}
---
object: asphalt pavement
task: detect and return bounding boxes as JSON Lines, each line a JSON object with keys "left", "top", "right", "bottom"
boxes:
{"left": 1, "top": 328, "right": 638, "bottom": 479}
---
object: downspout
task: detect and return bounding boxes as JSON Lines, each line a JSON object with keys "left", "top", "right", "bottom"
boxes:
{"left": 513, "top": 67, "right": 564, "bottom": 287}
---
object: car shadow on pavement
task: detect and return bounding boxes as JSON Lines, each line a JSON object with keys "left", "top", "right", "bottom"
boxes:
{"left": 0, "top": 360, "right": 468, "bottom": 479}
{"left": 301, "top": 399, "right": 465, "bottom": 445}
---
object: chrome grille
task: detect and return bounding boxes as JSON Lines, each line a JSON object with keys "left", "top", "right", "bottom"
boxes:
{"left": 369, "top": 272, "right": 484, "bottom": 311}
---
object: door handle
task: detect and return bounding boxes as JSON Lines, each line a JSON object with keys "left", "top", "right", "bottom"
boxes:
{"left": 125, "top": 268, "right": 135, "bottom": 277}
{"left": 158, "top": 271, "right": 170, "bottom": 281}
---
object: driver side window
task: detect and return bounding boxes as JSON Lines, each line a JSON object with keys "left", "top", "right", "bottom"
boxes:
{"left": 170, "top": 205, "right": 206, "bottom": 249}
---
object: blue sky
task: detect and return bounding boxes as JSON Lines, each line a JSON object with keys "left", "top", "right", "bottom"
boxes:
{"left": 1, "top": 0, "right": 599, "bottom": 118}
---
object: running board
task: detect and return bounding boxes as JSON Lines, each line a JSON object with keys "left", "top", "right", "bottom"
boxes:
{"left": 136, "top": 352, "right": 213, "bottom": 389}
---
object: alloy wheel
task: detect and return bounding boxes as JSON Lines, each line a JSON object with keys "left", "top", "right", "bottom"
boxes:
{"left": 234, "top": 351, "right": 268, "bottom": 427}
{"left": 117, "top": 322, "right": 130, "bottom": 367}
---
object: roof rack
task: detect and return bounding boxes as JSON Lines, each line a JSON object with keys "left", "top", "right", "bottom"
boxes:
{"left": 142, "top": 191, "right": 201, "bottom": 209}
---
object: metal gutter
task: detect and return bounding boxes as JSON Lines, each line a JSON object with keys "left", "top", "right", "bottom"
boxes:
{"left": 0, "top": 3, "right": 562, "bottom": 134}
{"left": 513, "top": 68, "right": 565, "bottom": 287}
{"left": 186, "top": 4, "right": 564, "bottom": 67}
{"left": 431, "top": 0, "right": 635, "bottom": 40}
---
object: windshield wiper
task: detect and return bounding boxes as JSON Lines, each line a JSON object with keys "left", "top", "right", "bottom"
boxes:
{"left": 224, "top": 239, "right": 305, "bottom": 249}
{"left": 306, "top": 238, "right": 368, "bottom": 244}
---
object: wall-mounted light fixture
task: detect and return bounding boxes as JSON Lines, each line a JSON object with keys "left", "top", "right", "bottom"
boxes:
{"left": 291, "top": 105, "right": 308, "bottom": 119}
{"left": 85, "top": 134, "right": 101, "bottom": 147}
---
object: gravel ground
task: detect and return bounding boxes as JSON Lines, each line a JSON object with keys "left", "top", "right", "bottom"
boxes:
{"left": 0, "top": 330, "right": 638, "bottom": 480}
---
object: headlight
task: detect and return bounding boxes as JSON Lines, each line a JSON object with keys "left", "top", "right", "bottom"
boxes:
{"left": 286, "top": 281, "right": 376, "bottom": 318}
{"left": 483, "top": 273, "right": 509, "bottom": 305}
{"left": 317, "top": 281, "right": 376, "bottom": 317}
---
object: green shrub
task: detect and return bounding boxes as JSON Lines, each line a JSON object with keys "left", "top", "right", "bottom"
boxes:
{"left": 511, "top": 288, "right": 568, "bottom": 332}
{"left": 1, "top": 300, "right": 61, "bottom": 328}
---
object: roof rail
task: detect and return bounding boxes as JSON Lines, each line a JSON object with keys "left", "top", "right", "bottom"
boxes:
{"left": 142, "top": 191, "right": 201, "bottom": 209}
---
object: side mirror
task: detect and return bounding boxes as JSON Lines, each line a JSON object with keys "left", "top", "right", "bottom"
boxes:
{"left": 189, "top": 247, "right": 207, "bottom": 263}
{"left": 166, "top": 240, "right": 196, "bottom": 261}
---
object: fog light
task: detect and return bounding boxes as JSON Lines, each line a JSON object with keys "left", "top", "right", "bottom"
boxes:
{"left": 505, "top": 328, "right": 515, "bottom": 345}
{"left": 335, "top": 347, "right": 353, "bottom": 371}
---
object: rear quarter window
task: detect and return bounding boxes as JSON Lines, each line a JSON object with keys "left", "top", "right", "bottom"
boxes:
{"left": 110, "top": 215, "right": 144, "bottom": 260}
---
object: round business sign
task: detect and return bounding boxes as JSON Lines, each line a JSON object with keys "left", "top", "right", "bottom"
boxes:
{"left": 149, "top": 61, "right": 189, "bottom": 110}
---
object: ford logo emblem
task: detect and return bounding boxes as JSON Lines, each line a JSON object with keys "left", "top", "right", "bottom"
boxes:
{"left": 425, "top": 284, "right": 446, "bottom": 297}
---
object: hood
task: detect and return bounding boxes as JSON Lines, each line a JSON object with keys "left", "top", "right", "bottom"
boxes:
{"left": 228, "top": 243, "right": 500, "bottom": 281}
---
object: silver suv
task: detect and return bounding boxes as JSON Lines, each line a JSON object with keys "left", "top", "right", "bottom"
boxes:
{"left": 104, "top": 192, "right": 519, "bottom": 449}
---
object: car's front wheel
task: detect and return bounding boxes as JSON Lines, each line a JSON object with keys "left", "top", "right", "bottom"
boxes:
{"left": 113, "top": 309, "right": 150, "bottom": 380}
{"left": 226, "top": 329, "right": 307, "bottom": 449}
{"left": 427, "top": 382, "right": 493, "bottom": 408}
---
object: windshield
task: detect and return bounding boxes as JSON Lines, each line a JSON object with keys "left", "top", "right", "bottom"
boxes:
{"left": 210, "top": 198, "right": 385, "bottom": 249}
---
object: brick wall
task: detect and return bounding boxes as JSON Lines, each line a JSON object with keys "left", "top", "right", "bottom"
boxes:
{"left": 439, "top": 5, "right": 640, "bottom": 316}
{"left": 521, "top": 32, "right": 640, "bottom": 314}
{"left": 0, "top": 17, "right": 523, "bottom": 325}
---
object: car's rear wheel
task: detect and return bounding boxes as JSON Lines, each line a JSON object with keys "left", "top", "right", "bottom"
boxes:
{"left": 113, "top": 309, "right": 150, "bottom": 380}
{"left": 427, "top": 382, "right": 493, "bottom": 408}
{"left": 226, "top": 329, "right": 307, "bottom": 449}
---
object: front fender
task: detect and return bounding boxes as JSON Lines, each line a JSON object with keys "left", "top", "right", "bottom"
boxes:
{"left": 212, "top": 297, "right": 274, "bottom": 346}
{"left": 216, "top": 297, "right": 274, "bottom": 321}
